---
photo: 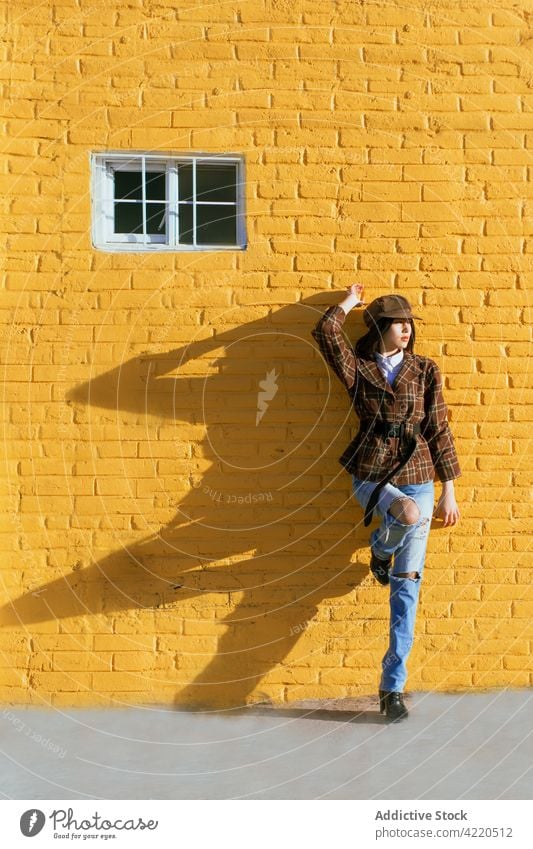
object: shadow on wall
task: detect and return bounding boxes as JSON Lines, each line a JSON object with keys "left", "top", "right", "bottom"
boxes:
{"left": 2, "top": 296, "right": 379, "bottom": 708}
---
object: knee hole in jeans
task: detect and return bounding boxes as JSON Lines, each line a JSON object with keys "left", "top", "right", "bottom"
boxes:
{"left": 387, "top": 496, "right": 420, "bottom": 526}
{"left": 394, "top": 571, "right": 420, "bottom": 580}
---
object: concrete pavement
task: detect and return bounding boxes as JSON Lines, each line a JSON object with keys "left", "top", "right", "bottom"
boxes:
{"left": 1, "top": 689, "right": 532, "bottom": 799}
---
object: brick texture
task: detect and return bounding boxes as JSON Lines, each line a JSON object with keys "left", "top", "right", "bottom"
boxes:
{"left": 1, "top": 0, "right": 532, "bottom": 708}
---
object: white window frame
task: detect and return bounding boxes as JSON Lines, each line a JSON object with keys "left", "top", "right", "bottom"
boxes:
{"left": 90, "top": 150, "right": 247, "bottom": 252}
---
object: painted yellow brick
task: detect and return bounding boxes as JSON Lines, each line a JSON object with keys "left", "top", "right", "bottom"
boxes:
{"left": 94, "top": 479, "right": 136, "bottom": 496}
{"left": 420, "top": 670, "right": 473, "bottom": 687}
{"left": 52, "top": 652, "right": 112, "bottom": 671}
{"left": 452, "top": 601, "right": 512, "bottom": 618}
{"left": 425, "top": 620, "right": 476, "bottom": 635}
{"left": 30, "top": 672, "right": 91, "bottom": 691}
{"left": 472, "top": 671, "right": 530, "bottom": 687}
{"left": 470, "top": 656, "right": 505, "bottom": 672}
{"left": 0, "top": 668, "right": 30, "bottom": 687}
{"left": 92, "top": 672, "right": 151, "bottom": 691}
{"left": 266, "top": 668, "right": 319, "bottom": 685}
{"left": 424, "top": 292, "right": 483, "bottom": 308}
{"left": 503, "top": 655, "right": 533, "bottom": 671}
{"left": 444, "top": 366, "right": 490, "bottom": 383}
{"left": 319, "top": 668, "right": 374, "bottom": 686}
{"left": 113, "top": 652, "right": 157, "bottom": 671}
{"left": 93, "top": 636, "right": 155, "bottom": 651}
{"left": 1, "top": 2, "right": 532, "bottom": 707}
{"left": 280, "top": 686, "right": 334, "bottom": 703}
{"left": 512, "top": 503, "right": 533, "bottom": 518}
{"left": 423, "top": 586, "right": 480, "bottom": 603}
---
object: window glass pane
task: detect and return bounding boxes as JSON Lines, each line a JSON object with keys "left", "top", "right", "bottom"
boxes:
{"left": 114, "top": 170, "right": 142, "bottom": 200}
{"left": 146, "top": 203, "right": 167, "bottom": 235}
{"left": 114, "top": 202, "right": 143, "bottom": 233}
{"left": 178, "top": 164, "right": 193, "bottom": 202}
{"left": 196, "top": 164, "right": 237, "bottom": 202}
{"left": 178, "top": 204, "right": 193, "bottom": 244}
{"left": 196, "top": 205, "right": 237, "bottom": 245}
{"left": 146, "top": 171, "right": 166, "bottom": 201}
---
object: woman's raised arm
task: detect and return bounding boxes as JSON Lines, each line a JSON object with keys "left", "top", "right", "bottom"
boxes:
{"left": 310, "top": 284, "right": 366, "bottom": 392}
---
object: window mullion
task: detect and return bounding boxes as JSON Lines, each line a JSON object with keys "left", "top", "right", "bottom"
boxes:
{"left": 176, "top": 161, "right": 180, "bottom": 246}
{"left": 142, "top": 155, "right": 146, "bottom": 242}
{"left": 169, "top": 162, "right": 177, "bottom": 247}
{"left": 101, "top": 160, "right": 112, "bottom": 245}
{"left": 192, "top": 157, "right": 197, "bottom": 248}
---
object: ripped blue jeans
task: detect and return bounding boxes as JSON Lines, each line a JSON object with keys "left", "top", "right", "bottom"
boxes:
{"left": 352, "top": 477, "right": 435, "bottom": 693}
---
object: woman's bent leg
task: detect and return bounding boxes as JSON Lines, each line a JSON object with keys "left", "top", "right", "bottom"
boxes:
{"left": 351, "top": 477, "right": 428, "bottom": 561}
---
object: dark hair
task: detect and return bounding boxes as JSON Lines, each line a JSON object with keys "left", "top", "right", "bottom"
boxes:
{"left": 354, "top": 317, "right": 416, "bottom": 358}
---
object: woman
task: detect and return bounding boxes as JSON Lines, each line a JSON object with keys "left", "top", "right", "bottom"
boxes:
{"left": 311, "top": 284, "right": 461, "bottom": 721}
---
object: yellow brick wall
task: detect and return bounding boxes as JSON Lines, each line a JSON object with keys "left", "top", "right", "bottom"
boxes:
{"left": 1, "top": 0, "right": 532, "bottom": 708}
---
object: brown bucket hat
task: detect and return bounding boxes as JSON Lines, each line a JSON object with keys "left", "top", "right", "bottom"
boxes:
{"left": 363, "top": 294, "right": 423, "bottom": 328}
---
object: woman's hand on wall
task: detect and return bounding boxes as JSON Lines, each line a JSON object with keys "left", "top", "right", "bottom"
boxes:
{"left": 338, "top": 283, "right": 366, "bottom": 314}
{"left": 346, "top": 283, "right": 365, "bottom": 303}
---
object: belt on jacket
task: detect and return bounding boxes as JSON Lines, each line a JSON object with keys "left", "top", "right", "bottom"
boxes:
{"left": 362, "top": 420, "right": 422, "bottom": 527}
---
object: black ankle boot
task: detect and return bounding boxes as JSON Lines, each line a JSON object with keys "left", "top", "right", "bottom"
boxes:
{"left": 379, "top": 690, "right": 408, "bottom": 721}
{"left": 370, "top": 549, "right": 392, "bottom": 585}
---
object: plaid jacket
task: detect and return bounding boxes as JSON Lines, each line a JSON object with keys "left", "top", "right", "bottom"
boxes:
{"left": 311, "top": 304, "right": 461, "bottom": 484}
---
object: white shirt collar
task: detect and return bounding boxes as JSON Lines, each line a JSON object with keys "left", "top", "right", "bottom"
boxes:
{"left": 375, "top": 348, "right": 404, "bottom": 368}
